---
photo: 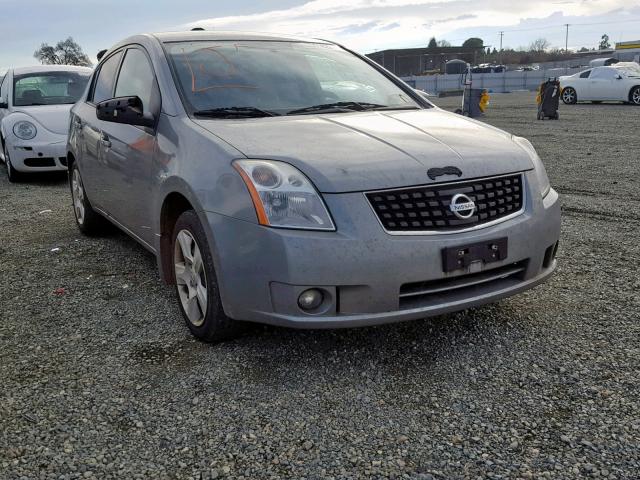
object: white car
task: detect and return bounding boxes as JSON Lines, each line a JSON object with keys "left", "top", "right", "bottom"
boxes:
{"left": 559, "top": 64, "right": 640, "bottom": 105}
{"left": 0, "top": 65, "right": 91, "bottom": 181}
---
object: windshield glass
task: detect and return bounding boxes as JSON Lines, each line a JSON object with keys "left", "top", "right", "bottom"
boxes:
{"left": 13, "top": 71, "right": 90, "bottom": 106}
{"left": 165, "top": 41, "right": 420, "bottom": 115}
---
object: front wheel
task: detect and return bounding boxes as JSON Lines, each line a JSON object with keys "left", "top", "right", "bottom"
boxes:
{"left": 630, "top": 86, "right": 640, "bottom": 106}
{"left": 172, "top": 210, "right": 244, "bottom": 343}
{"left": 561, "top": 87, "right": 577, "bottom": 105}
{"left": 4, "top": 144, "right": 24, "bottom": 183}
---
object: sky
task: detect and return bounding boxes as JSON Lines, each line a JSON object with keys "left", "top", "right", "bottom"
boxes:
{"left": 1, "top": 0, "right": 639, "bottom": 70}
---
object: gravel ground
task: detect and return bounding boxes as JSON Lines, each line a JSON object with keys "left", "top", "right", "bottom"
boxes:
{"left": 1, "top": 91, "right": 639, "bottom": 479}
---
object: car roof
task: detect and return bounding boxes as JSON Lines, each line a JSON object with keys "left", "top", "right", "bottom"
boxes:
{"left": 12, "top": 65, "right": 93, "bottom": 75}
{"left": 151, "top": 30, "right": 333, "bottom": 45}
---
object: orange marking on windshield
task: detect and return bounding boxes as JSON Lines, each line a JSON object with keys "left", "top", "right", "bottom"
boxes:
{"left": 181, "top": 45, "right": 258, "bottom": 93}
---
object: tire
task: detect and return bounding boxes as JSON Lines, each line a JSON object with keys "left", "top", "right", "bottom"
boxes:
{"left": 171, "top": 210, "right": 244, "bottom": 343}
{"left": 4, "top": 143, "right": 25, "bottom": 183}
{"left": 561, "top": 87, "right": 577, "bottom": 105}
{"left": 630, "top": 86, "right": 640, "bottom": 106}
{"left": 69, "top": 163, "right": 110, "bottom": 235}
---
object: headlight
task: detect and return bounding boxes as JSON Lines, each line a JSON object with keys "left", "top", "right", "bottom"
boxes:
{"left": 234, "top": 160, "right": 335, "bottom": 231}
{"left": 513, "top": 136, "right": 551, "bottom": 198}
{"left": 13, "top": 121, "right": 37, "bottom": 140}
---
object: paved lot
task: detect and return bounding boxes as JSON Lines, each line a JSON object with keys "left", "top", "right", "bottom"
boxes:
{"left": 1, "top": 92, "right": 639, "bottom": 479}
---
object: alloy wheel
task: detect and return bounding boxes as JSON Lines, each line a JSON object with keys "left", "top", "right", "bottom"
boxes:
{"left": 632, "top": 88, "right": 640, "bottom": 105}
{"left": 174, "top": 229, "right": 208, "bottom": 327}
{"left": 71, "top": 169, "right": 86, "bottom": 225}
{"left": 562, "top": 88, "right": 576, "bottom": 104}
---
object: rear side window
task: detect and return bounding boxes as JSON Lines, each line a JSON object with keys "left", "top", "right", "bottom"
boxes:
{"left": 92, "top": 51, "right": 123, "bottom": 103}
{"left": 114, "top": 48, "right": 160, "bottom": 115}
{"left": 579, "top": 70, "right": 591, "bottom": 79}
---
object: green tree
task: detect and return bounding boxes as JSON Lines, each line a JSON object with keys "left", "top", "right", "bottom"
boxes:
{"left": 34, "top": 37, "right": 92, "bottom": 66}
{"left": 599, "top": 34, "right": 611, "bottom": 50}
{"left": 462, "top": 37, "right": 484, "bottom": 48}
{"left": 427, "top": 37, "right": 438, "bottom": 49}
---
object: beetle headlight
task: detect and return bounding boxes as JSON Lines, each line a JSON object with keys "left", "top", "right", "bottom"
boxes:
{"left": 513, "top": 136, "right": 551, "bottom": 198}
{"left": 234, "top": 160, "right": 335, "bottom": 231}
{"left": 13, "top": 121, "right": 37, "bottom": 140}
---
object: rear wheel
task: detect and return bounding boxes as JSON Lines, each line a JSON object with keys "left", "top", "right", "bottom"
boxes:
{"left": 561, "top": 87, "right": 577, "bottom": 105}
{"left": 4, "top": 144, "right": 24, "bottom": 183}
{"left": 70, "top": 163, "right": 109, "bottom": 235}
{"left": 172, "top": 210, "right": 244, "bottom": 343}
{"left": 630, "top": 86, "right": 640, "bottom": 106}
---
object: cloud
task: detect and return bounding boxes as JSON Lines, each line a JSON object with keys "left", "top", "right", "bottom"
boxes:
{"left": 185, "top": 0, "right": 639, "bottom": 52}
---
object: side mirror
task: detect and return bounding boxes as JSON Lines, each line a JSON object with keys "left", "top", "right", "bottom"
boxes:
{"left": 96, "top": 96, "right": 155, "bottom": 128}
{"left": 616, "top": 74, "right": 623, "bottom": 80}
{"left": 0, "top": 100, "right": 8, "bottom": 109}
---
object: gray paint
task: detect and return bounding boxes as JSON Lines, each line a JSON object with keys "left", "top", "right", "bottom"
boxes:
{"left": 68, "top": 32, "right": 561, "bottom": 329}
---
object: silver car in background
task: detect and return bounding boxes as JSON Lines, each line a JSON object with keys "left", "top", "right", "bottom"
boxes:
{"left": 67, "top": 31, "right": 560, "bottom": 342}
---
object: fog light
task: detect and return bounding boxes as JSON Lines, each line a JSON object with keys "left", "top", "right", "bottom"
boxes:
{"left": 298, "top": 289, "right": 323, "bottom": 311}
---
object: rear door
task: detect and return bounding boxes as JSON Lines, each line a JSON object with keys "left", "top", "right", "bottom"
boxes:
{"left": 99, "top": 46, "right": 161, "bottom": 245}
{"left": 76, "top": 50, "right": 124, "bottom": 207}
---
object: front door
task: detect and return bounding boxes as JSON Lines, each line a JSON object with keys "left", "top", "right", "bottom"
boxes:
{"left": 99, "top": 47, "right": 161, "bottom": 246}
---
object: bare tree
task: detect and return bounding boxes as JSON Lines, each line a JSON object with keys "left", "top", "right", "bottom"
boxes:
{"left": 34, "top": 37, "right": 92, "bottom": 66}
{"left": 437, "top": 39, "right": 452, "bottom": 47}
{"left": 529, "top": 38, "right": 550, "bottom": 53}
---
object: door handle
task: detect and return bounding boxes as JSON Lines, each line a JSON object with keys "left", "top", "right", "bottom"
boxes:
{"left": 100, "top": 134, "right": 111, "bottom": 148}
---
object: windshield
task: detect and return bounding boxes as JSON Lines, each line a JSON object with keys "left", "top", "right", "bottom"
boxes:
{"left": 13, "top": 71, "right": 90, "bottom": 106}
{"left": 165, "top": 41, "right": 420, "bottom": 116}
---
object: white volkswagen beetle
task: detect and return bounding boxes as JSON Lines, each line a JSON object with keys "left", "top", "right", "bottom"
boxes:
{"left": 0, "top": 65, "right": 92, "bottom": 181}
{"left": 559, "top": 64, "right": 640, "bottom": 105}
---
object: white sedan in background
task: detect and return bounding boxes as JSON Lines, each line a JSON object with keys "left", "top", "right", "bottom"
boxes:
{"left": 0, "top": 65, "right": 91, "bottom": 181}
{"left": 559, "top": 64, "right": 640, "bottom": 105}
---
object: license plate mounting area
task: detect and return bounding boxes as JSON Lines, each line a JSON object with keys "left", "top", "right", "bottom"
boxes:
{"left": 442, "top": 237, "right": 508, "bottom": 273}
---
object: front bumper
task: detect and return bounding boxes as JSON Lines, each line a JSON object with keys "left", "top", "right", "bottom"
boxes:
{"left": 6, "top": 139, "right": 68, "bottom": 172}
{"left": 204, "top": 172, "right": 561, "bottom": 329}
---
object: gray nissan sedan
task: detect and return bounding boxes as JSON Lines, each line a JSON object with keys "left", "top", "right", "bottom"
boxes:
{"left": 67, "top": 31, "right": 560, "bottom": 342}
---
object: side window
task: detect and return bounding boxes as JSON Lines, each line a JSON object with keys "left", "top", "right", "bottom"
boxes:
{"left": 579, "top": 70, "right": 591, "bottom": 79}
{"left": 114, "top": 48, "right": 160, "bottom": 115}
{"left": 0, "top": 72, "right": 9, "bottom": 101}
{"left": 591, "top": 68, "right": 616, "bottom": 80}
{"left": 91, "top": 51, "right": 123, "bottom": 103}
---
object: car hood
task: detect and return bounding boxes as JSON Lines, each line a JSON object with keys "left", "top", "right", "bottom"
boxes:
{"left": 194, "top": 108, "right": 534, "bottom": 193}
{"left": 11, "top": 104, "right": 72, "bottom": 135}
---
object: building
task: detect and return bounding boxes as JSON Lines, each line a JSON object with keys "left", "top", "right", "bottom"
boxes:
{"left": 366, "top": 46, "right": 485, "bottom": 76}
{"left": 615, "top": 41, "right": 640, "bottom": 62}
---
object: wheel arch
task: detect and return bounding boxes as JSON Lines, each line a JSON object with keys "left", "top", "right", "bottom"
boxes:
{"left": 628, "top": 85, "right": 640, "bottom": 103}
{"left": 159, "top": 191, "right": 195, "bottom": 284}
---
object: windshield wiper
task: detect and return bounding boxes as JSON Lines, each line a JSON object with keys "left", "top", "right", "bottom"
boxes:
{"left": 286, "top": 102, "right": 419, "bottom": 115}
{"left": 193, "top": 107, "right": 279, "bottom": 118}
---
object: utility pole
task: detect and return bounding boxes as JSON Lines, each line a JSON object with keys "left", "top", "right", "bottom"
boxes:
{"left": 564, "top": 24, "right": 570, "bottom": 53}
{"left": 499, "top": 31, "right": 504, "bottom": 64}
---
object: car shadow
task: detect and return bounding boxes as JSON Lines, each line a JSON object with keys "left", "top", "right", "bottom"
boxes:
{"left": 4, "top": 170, "right": 68, "bottom": 185}
{"left": 221, "top": 301, "right": 527, "bottom": 387}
